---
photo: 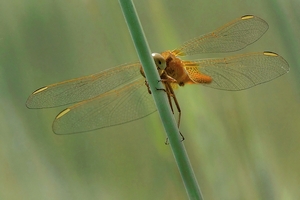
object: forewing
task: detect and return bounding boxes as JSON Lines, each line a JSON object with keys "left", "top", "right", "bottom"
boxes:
{"left": 52, "top": 79, "right": 156, "bottom": 134}
{"left": 173, "top": 15, "right": 269, "bottom": 56}
{"left": 26, "top": 62, "right": 142, "bottom": 108}
{"left": 185, "top": 52, "right": 289, "bottom": 90}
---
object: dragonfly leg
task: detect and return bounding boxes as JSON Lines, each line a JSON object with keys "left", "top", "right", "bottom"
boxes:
{"left": 164, "top": 131, "right": 184, "bottom": 145}
{"left": 165, "top": 82, "right": 181, "bottom": 128}
{"left": 165, "top": 138, "right": 169, "bottom": 145}
{"left": 179, "top": 131, "right": 185, "bottom": 141}
{"left": 144, "top": 80, "right": 152, "bottom": 94}
{"left": 156, "top": 84, "right": 175, "bottom": 114}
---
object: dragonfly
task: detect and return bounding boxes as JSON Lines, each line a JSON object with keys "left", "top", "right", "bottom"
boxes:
{"left": 26, "top": 15, "right": 289, "bottom": 135}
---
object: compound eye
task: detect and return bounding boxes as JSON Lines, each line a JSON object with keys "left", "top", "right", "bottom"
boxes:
{"left": 152, "top": 53, "right": 166, "bottom": 70}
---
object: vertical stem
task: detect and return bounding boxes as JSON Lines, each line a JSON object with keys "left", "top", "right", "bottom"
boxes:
{"left": 118, "top": 0, "right": 203, "bottom": 199}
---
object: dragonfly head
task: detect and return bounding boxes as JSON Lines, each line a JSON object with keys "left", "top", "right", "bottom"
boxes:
{"left": 152, "top": 53, "right": 166, "bottom": 75}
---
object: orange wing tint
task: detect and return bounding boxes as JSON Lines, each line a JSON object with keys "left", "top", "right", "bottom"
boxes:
{"left": 181, "top": 52, "right": 289, "bottom": 90}
{"left": 172, "top": 15, "right": 269, "bottom": 56}
{"left": 26, "top": 15, "right": 289, "bottom": 134}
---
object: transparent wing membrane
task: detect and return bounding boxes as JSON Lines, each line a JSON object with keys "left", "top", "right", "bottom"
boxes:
{"left": 26, "top": 62, "right": 141, "bottom": 108}
{"left": 26, "top": 15, "right": 290, "bottom": 134}
{"left": 52, "top": 80, "right": 156, "bottom": 134}
{"left": 172, "top": 15, "right": 269, "bottom": 56}
{"left": 184, "top": 52, "right": 289, "bottom": 90}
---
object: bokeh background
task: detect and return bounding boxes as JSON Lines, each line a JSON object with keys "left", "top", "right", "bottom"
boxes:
{"left": 1, "top": 0, "right": 299, "bottom": 199}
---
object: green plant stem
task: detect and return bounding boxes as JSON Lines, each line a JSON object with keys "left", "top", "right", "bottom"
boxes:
{"left": 118, "top": 0, "right": 203, "bottom": 199}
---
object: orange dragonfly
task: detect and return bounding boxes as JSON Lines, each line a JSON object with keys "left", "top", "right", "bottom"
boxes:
{"left": 26, "top": 15, "right": 289, "bottom": 134}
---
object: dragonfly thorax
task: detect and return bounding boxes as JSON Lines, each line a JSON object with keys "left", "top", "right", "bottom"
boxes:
{"left": 161, "top": 51, "right": 195, "bottom": 87}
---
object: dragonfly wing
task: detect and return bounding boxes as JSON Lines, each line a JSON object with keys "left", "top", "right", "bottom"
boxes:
{"left": 26, "top": 62, "right": 142, "bottom": 108}
{"left": 185, "top": 52, "right": 289, "bottom": 90}
{"left": 173, "top": 15, "right": 269, "bottom": 56}
{"left": 52, "top": 79, "right": 156, "bottom": 134}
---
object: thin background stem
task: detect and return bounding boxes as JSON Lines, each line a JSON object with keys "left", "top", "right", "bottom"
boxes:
{"left": 118, "top": 0, "right": 203, "bottom": 199}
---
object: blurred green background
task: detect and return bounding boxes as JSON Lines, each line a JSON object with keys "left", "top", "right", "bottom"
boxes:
{"left": 1, "top": 0, "right": 299, "bottom": 199}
